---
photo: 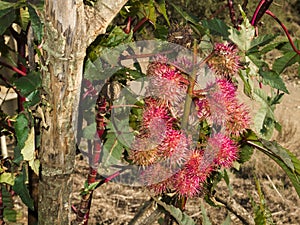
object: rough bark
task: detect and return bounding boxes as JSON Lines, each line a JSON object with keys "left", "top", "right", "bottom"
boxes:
{"left": 39, "top": 1, "right": 128, "bottom": 224}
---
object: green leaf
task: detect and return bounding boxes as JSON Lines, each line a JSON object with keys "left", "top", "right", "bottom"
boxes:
{"left": 21, "top": 127, "right": 35, "bottom": 161}
{"left": 238, "top": 144, "right": 254, "bottom": 163}
{"left": 229, "top": 6, "right": 255, "bottom": 52}
{"left": 13, "top": 145, "right": 23, "bottom": 164}
{"left": 277, "top": 39, "right": 300, "bottom": 53}
{"left": 0, "top": 1, "right": 16, "bottom": 17}
{"left": 154, "top": 197, "right": 196, "bottom": 225}
{"left": 0, "top": 9, "right": 16, "bottom": 35}
{"left": 223, "top": 169, "right": 233, "bottom": 196}
{"left": 15, "top": 114, "right": 29, "bottom": 150}
{"left": 154, "top": 24, "right": 168, "bottom": 40}
{"left": 248, "top": 34, "right": 277, "bottom": 53}
{"left": 84, "top": 58, "right": 104, "bottom": 81}
{"left": 239, "top": 69, "right": 253, "bottom": 98}
{"left": 201, "top": 203, "right": 212, "bottom": 225}
{"left": 12, "top": 166, "right": 34, "bottom": 211}
{"left": 14, "top": 71, "right": 42, "bottom": 96}
{"left": 83, "top": 122, "right": 96, "bottom": 140}
{"left": 201, "top": 19, "right": 230, "bottom": 38}
{"left": 101, "top": 26, "right": 133, "bottom": 47}
{"left": 253, "top": 139, "right": 300, "bottom": 198}
{"left": 29, "top": 159, "right": 40, "bottom": 175}
{"left": 0, "top": 173, "right": 15, "bottom": 186}
{"left": 170, "top": 3, "right": 205, "bottom": 35}
{"left": 253, "top": 89, "right": 277, "bottom": 139}
{"left": 28, "top": 3, "right": 44, "bottom": 43}
{"left": 260, "top": 70, "right": 289, "bottom": 93}
{"left": 2, "top": 186, "right": 17, "bottom": 222}
{"left": 251, "top": 177, "right": 275, "bottom": 225}
{"left": 272, "top": 51, "right": 300, "bottom": 75}
{"left": 100, "top": 131, "right": 124, "bottom": 168}
{"left": 24, "top": 89, "right": 41, "bottom": 107}
{"left": 155, "top": 0, "right": 170, "bottom": 26}
{"left": 145, "top": 0, "right": 156, "bottom": 28}
{"left": 260, "top": 139, "right": 294, "bottom": 171}
{"left": 81, "top": 181, "right": 100, "bottom": 195}
{"left": 221, "top": 214, "right": 231, "bottom": 225}
{"left": 19, "top": 7, "right": 29, "bottom": 31}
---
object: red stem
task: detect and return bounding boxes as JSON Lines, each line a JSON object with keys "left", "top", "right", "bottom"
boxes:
{"left": 123, "top": 17, "right": 132, "bottom": 34}
{"left": 0, "top": 185, "right": 3, "bottom": 225}
{"left": 251, "top": 0, "right": 273, "bottom": 26}
{"left": 265, "top": 10, "right": 300, "bottom": 55}
{"left": 133, "top": 17, "right": 149, "bottom": 33}
{"left": 0, "top": 61, "right": 26, "bottom": 76}
{"left": 227, "top": 0, "right": 238, "bottom": 28}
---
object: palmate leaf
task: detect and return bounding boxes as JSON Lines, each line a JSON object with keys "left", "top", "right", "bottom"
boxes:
{"left": 28, "top": 3, "right": 44, "bottom": 43}
{"left": 229, "top": 6, "right": 255, "bottom": 52}
{"left": 0, "top": 9, "right": 16, "bottom": 35}
{"left": 252, "top": 139, "right": 300, "bottom": 198}
{"left": 170, "top": 3, "right": 205, "bottom": 35}
{"left": 83, "top": 122, "right": 96, "bottom": 140}
{"left": 100, "top": 131, "right": 125, "bottom": 168}
{"left": 253, "top": 89, "right": 275, "bottom": 139}
{"left": 248, "top": 34, "right": 277, "bottom": 53}
{"left": 2, "top": 186, "right": 17, "bottom": 222}
{"left": 154, "top": 0, "right": 170, "bottom": 26}
{"left": 201, "top": 203, "right": 212, "bottom": 225}
{"left": 272, "top": 51, "right": 300, "bottom": 75}
{"left": 14, "top": 71, "right": 42, "bottom": 96}
{"left": 12, "top": 166, "right": 34, "bottom": 211}
{"left": 14, "top": 114, "right": 29, "bottom": 150}
{"left": 201, "top": 19, "right": 230, "bottom": 38}
{"left": 154, "top": 197, "right": 196, "bottom": 225}
{"left": 253, "top": 88, "right": 284, "bottom": 139}
{"left": 259, "top": 70, "right": 289, "bottom": 94}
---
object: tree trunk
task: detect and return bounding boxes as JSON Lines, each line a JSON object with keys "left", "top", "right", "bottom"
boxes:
{"left": 39, "top": 1, "right": 127, "bottom": 224}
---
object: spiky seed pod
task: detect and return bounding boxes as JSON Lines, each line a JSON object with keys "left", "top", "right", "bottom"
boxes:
{"left": 207, "top": 133, "right": 239, "bottom": 168}
{"left": 214, "top": 79, "right": 250, "bottom": 136}
{"left": 157, "top": 129, "right": 190, "bottom": 167}
{"left": 129, "top": 138, "right": 159, "bottom": 167}
{"left": 207, "top": 42, "right": 240, "bottom": 78}
{"left": 172, "top": 150, "right": 213, "bottom": 197}
{"left": 147, "top": 56, "right": 189, "bottom": 117}
{"left": 198, "top": 79, "right": 250, "bottom": 136}
{"left": 140, "top": 164, "right": 174, "bottom": 195}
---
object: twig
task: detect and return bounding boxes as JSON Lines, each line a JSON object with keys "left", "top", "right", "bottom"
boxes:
{"left": 0, "top": 61, "right": 26, "bottom": 76}
{"left": 266, "top": 174, "right": 284, "bottom": 201}
{"left": 227, "top": 0, "right": 238, "bottom": 28}
{"left": 265, "top": 10, "right": 300, "bottom": 55}
{"left": 215, "top": 195, "right": 255, "bottom": 225}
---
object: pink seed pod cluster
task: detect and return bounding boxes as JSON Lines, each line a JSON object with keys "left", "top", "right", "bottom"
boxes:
{"left": 129, "top": 47, "right": 250, "bottom": 197}
{"left": 201, "top": 78, "right": 250, "bottom": 136}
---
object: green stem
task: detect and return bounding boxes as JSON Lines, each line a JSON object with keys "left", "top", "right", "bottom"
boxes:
{"left": 181, "top": 40, "right": 198, "bottom": 130}
{"left": 181, "top": 42, "right": 213, "bottom": 130}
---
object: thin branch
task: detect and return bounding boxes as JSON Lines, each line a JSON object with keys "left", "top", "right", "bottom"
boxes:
{"left": 265, "top": 10, "right": 300, "bottom": 55}
{"left": 0, "top": 61, "right": 26, "bottom": 76}
{"left": 250, "top": 0, "right": 273, "bottom": 26}
{"left": 215, "top": 195, "right": 255, "bottom": 225}
{"left": 227, "top": 0, "right": 237, "bottom": 28}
